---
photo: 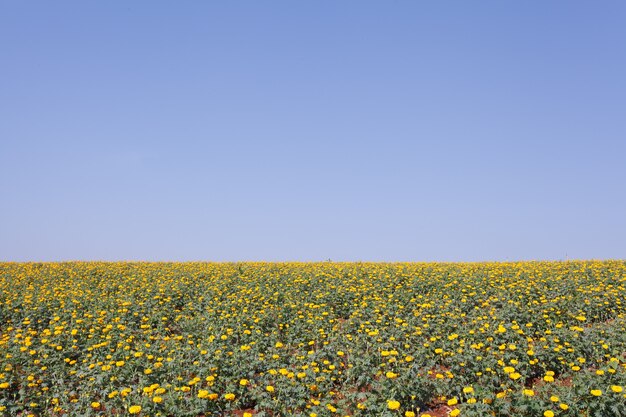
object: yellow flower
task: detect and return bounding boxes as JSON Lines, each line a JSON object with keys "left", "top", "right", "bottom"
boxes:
{"left": 91, "top": 402, "right": 100, "bottom": 408}
{"left": 243, "top": 413, "right": 253, "bottom": 417}
{"left": 611, "top": 385, "right": 623, "bottom": 393}
{"left": 523, "top": 389, "right": 535, "bottom": 396}
{"left": 129, "top": 405, "right": 142, "bottom": 414}
{"left": 266, "top": 385, "right": 275, "bottom": 393}
{"left": 0, "top": 383, "right": 9, "bottom": 389}
{"left": 448, "top": 397, "right": 458, "bottom": 406}
{"left": 544, "top": 411, "right": 554, "bottom": 417}
{"left": 387, "top": 400, "right": 400, "bottom": 410}
{"left": 153, "top": 396, "right": 163, "bottom": 403}
{"left": 240, "top": 379, "right": 249, "bottom": 386}
{"left": 590, "top": 389, "right": 602, "bottom": 397}
{"left": 224, "top": 393, "right": 236, "bottom": 400}
{"left": 405, "top": 411, "right": 416, "bottom": 417}
{"left": 385, "top": 371, "right": 398, "bottom": 379}
{"left": 559, "top": 403, "right": 569, "bottom": 410}
{"left": 463, "top": 386, "right": 474, "bottom": 394}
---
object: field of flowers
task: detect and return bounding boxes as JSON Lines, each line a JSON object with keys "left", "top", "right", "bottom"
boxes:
{"left": 1, "top": 261, "right": 626, "bottom": 417}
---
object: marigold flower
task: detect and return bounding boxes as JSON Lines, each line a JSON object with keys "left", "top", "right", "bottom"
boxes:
{"left": 387, "top": 400, "right": 400, "bottom": 410}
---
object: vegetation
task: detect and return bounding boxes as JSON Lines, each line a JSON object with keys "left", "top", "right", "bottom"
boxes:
{"left": 1, "top": 261, "right": 626, "bottom": 416}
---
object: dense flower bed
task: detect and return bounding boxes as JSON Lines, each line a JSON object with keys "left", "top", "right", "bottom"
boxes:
{"left": 1, "top": 261, "right": 625, "bottom": 416}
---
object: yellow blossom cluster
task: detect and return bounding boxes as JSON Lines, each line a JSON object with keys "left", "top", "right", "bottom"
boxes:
{"left": 0, "top": 261, "right": 625, "bottom": 416}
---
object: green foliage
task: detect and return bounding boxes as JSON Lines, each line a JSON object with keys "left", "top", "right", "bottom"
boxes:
{"left": 0, "top": 261, "right": 625, "bottom": 416}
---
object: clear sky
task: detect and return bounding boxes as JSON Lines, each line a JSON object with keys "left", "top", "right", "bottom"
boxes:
{"left": 1, "top": 2, "right": 625, "bottom": 262}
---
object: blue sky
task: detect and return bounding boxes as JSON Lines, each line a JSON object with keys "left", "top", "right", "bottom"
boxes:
{"left": 1, "top": 2, "right": 625, "bottom": 262}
